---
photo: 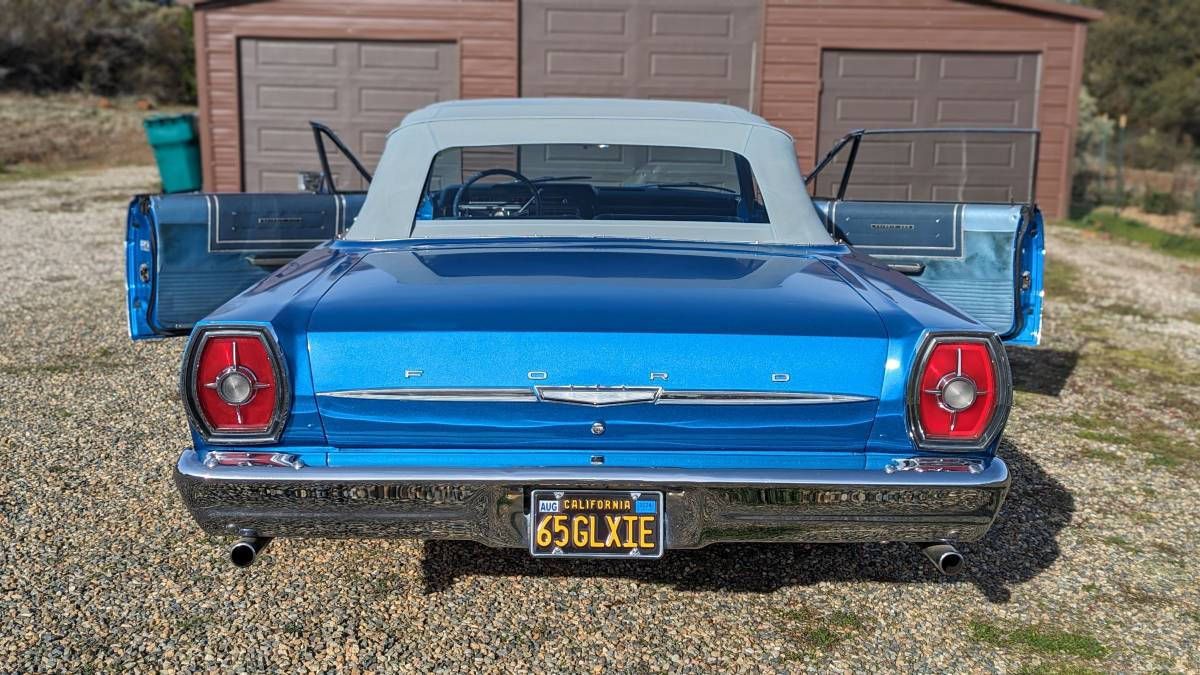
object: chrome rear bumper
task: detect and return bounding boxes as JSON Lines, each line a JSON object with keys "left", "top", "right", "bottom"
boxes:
{"left": 174, "top": 450, "right": 1010, "bottom": 547}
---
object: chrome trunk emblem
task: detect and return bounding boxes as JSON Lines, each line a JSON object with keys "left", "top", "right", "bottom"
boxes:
{"left": 536, "top": 385, "right": 661, "bottom": 406}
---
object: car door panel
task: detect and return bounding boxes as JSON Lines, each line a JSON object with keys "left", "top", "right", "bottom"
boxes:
{"left": 808, "top": 129, "right": 1044, "bottom": 346}
{"left": 126, "top": 192, "right": 366, "bottom": 339}
{"left": 813, "top": 198, "right": 1043, "bottom": 344}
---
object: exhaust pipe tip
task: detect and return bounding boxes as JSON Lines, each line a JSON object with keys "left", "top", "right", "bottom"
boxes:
{"left": 919, "top": 542, "right": 964, "bottom": 576}
{"left": 229, "top": 536, "right": 272, "bottom": 568}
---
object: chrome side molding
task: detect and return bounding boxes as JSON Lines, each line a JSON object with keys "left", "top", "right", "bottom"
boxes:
{"left": 318, "top": 386, "right": 874, "bottom": 406}
{"left": 656, "top": 390, "right": 871, "bottom": 405}
{"left": 322, "top": 388, "right": 538, "bottom": 402}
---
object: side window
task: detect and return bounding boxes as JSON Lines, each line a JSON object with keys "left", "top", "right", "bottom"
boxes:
{"left": 808, "top": 130, "right": 1039, "bottom": 204}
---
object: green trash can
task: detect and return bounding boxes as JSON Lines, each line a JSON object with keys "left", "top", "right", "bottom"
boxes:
{"left": 143, "top": 113, "right": 202, "bottom": 193}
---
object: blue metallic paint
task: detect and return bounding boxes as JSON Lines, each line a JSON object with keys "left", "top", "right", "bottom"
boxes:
{"left": 825, "top": 253, "right": 987, "bottom": 456}
{"left": 1008, "top": 209, "right": 1045, "bottom": 346}
{"left": 192, "top": 245, "right": 363, "bottom": 447}
{"left": 306, "top": 246, "right": 884, "bottom": 336}
{"left": 177, "top": 236, "right": 1008, "bottom": 469}
{"left": 304, "top": 245, "right": 890, "bottom": 450}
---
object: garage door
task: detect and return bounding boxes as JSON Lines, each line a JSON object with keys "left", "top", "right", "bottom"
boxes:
{"left": 240, "top": 39, "right": 458, "bottom": 192}
{"left": 815, "top": 51, "right": 1040, "bottom": 202}
{"left": 521, "top": 0, "right": 761, "bottom": 106}
{"left": 520, "top": 0, "right": 761, "bottom": 180}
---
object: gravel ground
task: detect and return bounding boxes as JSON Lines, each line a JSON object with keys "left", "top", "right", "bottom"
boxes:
{"left": 1, "top": 166, "right": 1198, "bottom": 673}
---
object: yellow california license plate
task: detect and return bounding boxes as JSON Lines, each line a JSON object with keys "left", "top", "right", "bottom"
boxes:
{"left": 529, "top": 490, "right": 664, "bottom": 558}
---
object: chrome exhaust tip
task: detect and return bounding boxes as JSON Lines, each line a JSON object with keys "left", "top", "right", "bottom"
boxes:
{"left": 230, "top": 536, "right": 272, "bottom": 568}
{"left": 919, "top": 542, "right": 964, "bottom": 576}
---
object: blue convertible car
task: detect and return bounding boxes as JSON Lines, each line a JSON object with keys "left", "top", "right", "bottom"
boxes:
{"left": 126, "top": 99, "right": 1043, "bottom": 572}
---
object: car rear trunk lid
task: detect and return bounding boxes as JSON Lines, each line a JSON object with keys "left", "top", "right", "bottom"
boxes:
{"left": 307, "top": 244, "right": 888, "bottom": 452}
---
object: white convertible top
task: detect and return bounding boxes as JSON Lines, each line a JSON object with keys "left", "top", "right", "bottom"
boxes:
{"left": 348, "top": 98, "right": 832, "bottom": 245}
{"left": 396, "top": 97, "right": 779, "bottom": 128}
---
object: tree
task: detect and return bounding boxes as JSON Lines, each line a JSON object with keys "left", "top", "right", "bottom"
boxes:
{"left": 1082, "top": 0, "right": 1200, "bottom": 153}
{"left": 0, "top": 0, "right": 195, "bottom": 103}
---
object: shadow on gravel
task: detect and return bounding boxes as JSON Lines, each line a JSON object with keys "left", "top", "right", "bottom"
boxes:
{"left": 420, "top": 441, "right": 1072, "bottom": 604}
{"left": 1007, "top": 346, "right": 1079, "bottom": 397}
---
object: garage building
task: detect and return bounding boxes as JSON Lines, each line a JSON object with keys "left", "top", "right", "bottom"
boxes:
{"left": 188, "top": 0, "right": 1101, "bottom": 218}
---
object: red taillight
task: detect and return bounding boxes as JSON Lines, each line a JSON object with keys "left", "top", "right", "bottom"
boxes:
{"left": 184, "top": 328, "right": 286, "bottom": 441}
{"left": 914, "top": 340, "right": 998, "bottom": 441}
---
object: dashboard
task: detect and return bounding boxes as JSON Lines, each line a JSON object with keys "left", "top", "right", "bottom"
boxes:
{"left": 424, "top": 182, "right": 765, "bottom": 223}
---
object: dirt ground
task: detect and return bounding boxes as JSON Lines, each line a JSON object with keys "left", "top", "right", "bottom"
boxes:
{"left": 0, "top": 93, "right": 193, "bottom": 181}
{"left": 0, "top": 165, "right": 1197, "bottom": 673}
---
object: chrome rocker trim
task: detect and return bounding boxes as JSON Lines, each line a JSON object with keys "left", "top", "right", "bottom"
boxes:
{"left": 319, "top": 386, "right": 874, "bottom": 407}
{"left": 175, "top": 450, "right": 1010, "bottom": 548}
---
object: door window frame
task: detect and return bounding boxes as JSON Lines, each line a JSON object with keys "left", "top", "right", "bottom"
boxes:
{"left": 805, "top": 127, "right": 1041, "bottom": 204}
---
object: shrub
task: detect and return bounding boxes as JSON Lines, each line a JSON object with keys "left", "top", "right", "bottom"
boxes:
{"left": 0, "top": 0, "right": 195, "bottom": 104}
{"left": 1125, "top": 130, "right": 1195, "bottom": 172}
{"left": 1141, "top": 190, "right": 1179, "bottom": 215}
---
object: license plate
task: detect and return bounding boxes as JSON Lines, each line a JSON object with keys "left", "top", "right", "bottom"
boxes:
{"left": 529, "top": 489, "right": 664, "bottom": 558}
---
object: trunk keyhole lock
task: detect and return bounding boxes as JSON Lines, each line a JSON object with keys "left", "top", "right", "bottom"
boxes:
{"left": 591, "top": 421, "right": 606, "bottom": 436}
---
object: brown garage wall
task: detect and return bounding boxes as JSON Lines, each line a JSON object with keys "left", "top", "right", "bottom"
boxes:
{"left": 193, "top": 0, "right": 518, "bottom": 192}
{"left": 758, "top": 0, "right": 1094, "bottom": 218}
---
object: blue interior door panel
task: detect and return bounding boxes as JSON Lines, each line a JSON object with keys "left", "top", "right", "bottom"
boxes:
{"left": 813, "top": 199, "right": 1044, "bottom": 345}
{"left": 125, "top": 193, "right": 366, "bottom": 339}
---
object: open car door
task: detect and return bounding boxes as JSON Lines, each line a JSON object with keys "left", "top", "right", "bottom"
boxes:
{"left": 807, "top": 129, "right": 1044, "bottom": 346}
{"left": 126, "top": 123, "right": 370, "bottom": 339}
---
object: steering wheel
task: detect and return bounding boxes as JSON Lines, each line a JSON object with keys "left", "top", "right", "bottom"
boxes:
{"left": 452, "top": 168, "right": 542, "bottom": 218}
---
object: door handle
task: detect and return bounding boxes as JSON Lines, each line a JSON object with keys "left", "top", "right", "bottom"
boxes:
{"left": 246, "top": 255, "right": 295, "bottom": 269}
{"left": 887, "top": 262, "right": 925, "bottom": 276}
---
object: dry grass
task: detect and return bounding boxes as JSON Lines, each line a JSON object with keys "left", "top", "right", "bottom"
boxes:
{"left": 0, "top": 92, "right": 193, "bottom": 179}
{"left": 1113, "top": 206, "right": 1199, "bottom": 237}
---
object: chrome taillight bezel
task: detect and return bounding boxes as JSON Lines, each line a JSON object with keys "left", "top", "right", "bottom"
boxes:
{"left": 181, "top": 326, "right": 290, "bottom": 445}
{"left": 906, "top": 332, "right": 1012, "bottom": 452}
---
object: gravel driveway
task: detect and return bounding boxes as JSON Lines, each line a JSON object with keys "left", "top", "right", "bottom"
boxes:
{"left": 1, "top": 166, "right": 1197, "bottom": 673}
